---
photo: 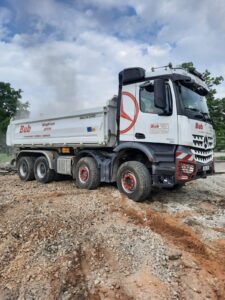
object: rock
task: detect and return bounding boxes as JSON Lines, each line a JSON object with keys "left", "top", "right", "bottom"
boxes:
{"left": 94, "top": 279, "right": 100, "bottom": 285}
{"left": 136, "top": 282, "right": 143, "bottom": 288}
{"left": 168, "top": 250, "right": 182, "bottom": 260}
{"left": 194, "top": 288, "right": 201, "bottom": 294}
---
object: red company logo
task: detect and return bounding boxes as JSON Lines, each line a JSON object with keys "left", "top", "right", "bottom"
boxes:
{"left": 20, "top": 124, "right": 31, "bottom": 133}
{"left": 120, "top": 91, "right": 139, "bottom": 134}
{"left": 151, "top": 124, "right": 159, "bottom": 129}
{"left": 195, "top": 122, "right": 203, "bottom": 130}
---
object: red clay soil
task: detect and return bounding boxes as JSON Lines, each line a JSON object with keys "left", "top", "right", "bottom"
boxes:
{"left": 121, "top": 204, "right": 225, "bottom": 298}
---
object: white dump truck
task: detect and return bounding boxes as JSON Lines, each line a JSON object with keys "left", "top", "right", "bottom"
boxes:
{"left": 7, "top": 66, "right": 215, "bottom": 201}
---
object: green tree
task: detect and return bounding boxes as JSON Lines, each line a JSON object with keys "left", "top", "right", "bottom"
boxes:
{"left": 181, "top": 62, "right": 225, "bottom": 149}
{"left": 0, "top": 82, "right": 29, "bottom": 134}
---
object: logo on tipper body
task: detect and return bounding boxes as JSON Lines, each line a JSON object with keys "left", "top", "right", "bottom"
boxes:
{"left": 19, "top": 124, "right": 31, "bottom": 133}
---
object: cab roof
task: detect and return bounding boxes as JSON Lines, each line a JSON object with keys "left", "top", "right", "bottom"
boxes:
{"left": 119, "top": 67, "right": 209, "bottom": 93}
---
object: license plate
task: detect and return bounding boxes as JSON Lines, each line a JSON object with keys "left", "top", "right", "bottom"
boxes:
{"left": 203, "top": 165, "right": 210, "bottom": 171}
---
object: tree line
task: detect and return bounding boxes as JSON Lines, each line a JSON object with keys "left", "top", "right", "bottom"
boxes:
{"left": 0, "top": 83, "right": 29, "bottom": 151}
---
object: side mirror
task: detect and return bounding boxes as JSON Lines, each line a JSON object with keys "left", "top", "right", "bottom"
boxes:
{"left": 154, "top": 79, "right": 167, "bottom": 110}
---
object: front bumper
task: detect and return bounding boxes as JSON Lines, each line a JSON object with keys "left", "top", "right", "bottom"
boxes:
{"left": 152, "top": 159, "right": 214, "bottom": 188}
{"left": 175, "top": 158, "right": 215, "bottom": 186}
{"left": 192, "top": 160, "right": 214, "bottom": 179}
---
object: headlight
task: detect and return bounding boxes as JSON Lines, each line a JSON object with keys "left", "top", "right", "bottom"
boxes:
{"left": 180, "top": 162, "right": 195, "bottom": 174}
{"left": 176, "top": 160, "right": 196, "bottom": 181}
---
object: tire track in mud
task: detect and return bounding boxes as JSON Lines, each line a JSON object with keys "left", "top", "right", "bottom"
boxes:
{"left": 117, "top": 199, "right": 225, "bottom": 298}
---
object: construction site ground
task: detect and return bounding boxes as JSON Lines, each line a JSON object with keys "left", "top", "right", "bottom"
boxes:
{"left": 0, "top": 167, "right": 225, "bottom": 299}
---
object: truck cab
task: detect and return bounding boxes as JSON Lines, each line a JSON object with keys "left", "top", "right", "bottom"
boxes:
{"left": 117, "top": 67, "right": 214, "bottom": 188}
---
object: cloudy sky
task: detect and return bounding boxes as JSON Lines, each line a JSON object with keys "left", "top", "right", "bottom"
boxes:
{"left": 0, "top": 0, "right": 225, "bottom": 116}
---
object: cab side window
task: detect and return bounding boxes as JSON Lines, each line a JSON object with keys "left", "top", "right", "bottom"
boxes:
{"left": 140, "top": 81, "right": 172, "bottom": 114}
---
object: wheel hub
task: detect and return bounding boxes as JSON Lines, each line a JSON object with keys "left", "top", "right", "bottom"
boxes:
{"left": 20, "top": 162, "right": 27, "bottom": 177}
{"left": 37, "top": 162, "right": 47, "bottom": 179}
{"left": 122, "top": 172, "right": 137, "bottom": 193}
{"left": 79, "top": 166, "right": 89, "bottom": 183}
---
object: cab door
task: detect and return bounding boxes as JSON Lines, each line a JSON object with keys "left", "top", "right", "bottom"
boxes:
{"left": 119, "top": 83, "right": 137, "bottom": 142}
{"left": 134, "top": 80, "right": 178, "bottom": 145}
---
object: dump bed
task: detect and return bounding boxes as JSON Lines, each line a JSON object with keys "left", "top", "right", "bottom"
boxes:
{"left": 7, "top": 99, "right": 117, "bottom": 148}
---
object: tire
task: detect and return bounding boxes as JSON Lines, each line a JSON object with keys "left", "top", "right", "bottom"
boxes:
{"left": 116, "top": 161, "right": 151, "bottom": 202}
{"left": 34, "top": 156, "right": 55, "bottom": 183}
{"left": 17, "top": 156, "right": 35, "bottom": 181}
{"left": 75, "top": 157, "right": 100, "bottom": 189}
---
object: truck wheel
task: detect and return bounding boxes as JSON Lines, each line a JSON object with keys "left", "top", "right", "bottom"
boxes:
{"left": 117, "top": 161, "right": 151, "bottom": 202}
{"left": 34, "top": 156, "right": 55, "bottom": 183}
{"left": 75, "top": 157, "right": 100, "bottom": 189}
{"left": 17, "top": 156, "right": 35, "bottom": 181}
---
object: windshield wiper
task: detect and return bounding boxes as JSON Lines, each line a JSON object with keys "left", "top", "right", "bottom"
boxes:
{"left": 184, "top": 107, "right": 206, "bottom": 120}
{"left": 184, "top": 107, "right": 213, "bottom": 123}
{"left": 185, "top": 107, "right": 199, "bottom": 112}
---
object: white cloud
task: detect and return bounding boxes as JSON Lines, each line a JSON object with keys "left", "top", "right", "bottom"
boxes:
{"left": 0, "top": 0, "right": 224, "bottom": 118}
{"left": 0, "top": 33, "right": 171, "bottom": 116}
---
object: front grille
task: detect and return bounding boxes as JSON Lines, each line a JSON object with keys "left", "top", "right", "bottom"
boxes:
{"left": 192, "top": 134, "right": 213, "bottom": 149}
{"left": 192, "top": 134, "right": 214, "bottom": 163}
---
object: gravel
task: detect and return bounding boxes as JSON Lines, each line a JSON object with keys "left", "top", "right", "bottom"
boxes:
{"left": 0, "top": 174, "right": 224, "bottom": 299}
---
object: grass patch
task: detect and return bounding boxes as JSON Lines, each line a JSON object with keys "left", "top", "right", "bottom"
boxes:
{"left": 216, "top": 156, "right": 225, "bottom": 161}
{"left": 0, "top": 153, "right": 12, "bottom": 163}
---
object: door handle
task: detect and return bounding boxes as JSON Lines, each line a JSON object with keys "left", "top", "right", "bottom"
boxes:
{"left": 135, "top": 133, "right": 145, "bottom": 139}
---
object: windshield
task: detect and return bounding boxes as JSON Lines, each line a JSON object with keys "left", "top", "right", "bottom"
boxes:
{"left": 178, "top": 83, "right": 209, "bottom": 114}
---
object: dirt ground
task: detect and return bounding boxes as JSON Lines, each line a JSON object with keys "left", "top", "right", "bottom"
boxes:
{"left": 215, "top": 161, "right": 225, "bottom": 173}
{"left": 0, "top": 173, "right": 225, "bottom": 300}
